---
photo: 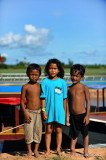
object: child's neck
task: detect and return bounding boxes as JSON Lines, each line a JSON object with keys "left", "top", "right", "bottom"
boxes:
{"left": 72, "top": 81, "right": 81, "bottom": 86}
{"left": 29, "top": 81, "right": 37, "bottom": 84}
{"left": 49, "top": 76, "right": 59, "bottom": 80}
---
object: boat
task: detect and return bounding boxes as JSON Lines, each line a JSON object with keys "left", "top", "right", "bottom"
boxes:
{"left": 0, "top": 81, "right": 106, "bottom": 152}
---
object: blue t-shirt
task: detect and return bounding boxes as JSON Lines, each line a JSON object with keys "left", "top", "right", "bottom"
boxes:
{"left": 40, "top": 78, "right": 67, "bottom": 125}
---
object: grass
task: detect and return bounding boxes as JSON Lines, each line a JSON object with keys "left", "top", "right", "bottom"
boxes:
{"left": 0, "top": 68, "right": 26, "bottom": 73}
{"left": 86, "top": 68, "right": 106, "bottom": 75}
{"left": 64, "top": 68, "right": 106, "bottom": 75}
{"left": 52, "top": 156, "right": 69, "bottom": 160}
{"left": 0, "top": 68, "right": 106, "bottom": 75}
{"left": 37, "top": 156, "right": 76, "bottom": 160}
{"left": 95, "top": 156, "right": 104, "bottom": 160}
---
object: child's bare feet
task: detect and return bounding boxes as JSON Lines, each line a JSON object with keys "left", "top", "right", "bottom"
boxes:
{"left": 25, "top": 151, "right": 32, "bottom": 157}
{"left": 57, "top": 151, "right": 62, "bottom": 156}
{"left": 43, "top": 150, "right": 50, "bottom": 156}
{"left": 56, "top": 148, "right": 62, "bottom": 156}
{"left": 84, "top": 149, "right": 90, "bottom": 158}
{"left": 34, "top": 151, "right": 40, "bottom": 158}
{"left": 84, "top": 153, "right": 90, "bottom": 158}
{"left": 70, "top": 149, "right": 76, "bottom": 157}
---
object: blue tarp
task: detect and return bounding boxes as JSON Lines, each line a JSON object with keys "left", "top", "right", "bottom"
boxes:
{"left": 0, "top": 81, "right": 106, "bottom": 94}
{"left": 0, "top": 85, "right": 22, "bottom": 93}
{"left": 87, "top": 84, "right": 106, "bottom": 89}
{"left": 67, "top": 81, "right": 106, "bottom": 90}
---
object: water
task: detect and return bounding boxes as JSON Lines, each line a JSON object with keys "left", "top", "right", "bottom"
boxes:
{"left": 91, "top": 99, "right": 106, "bottom": 107}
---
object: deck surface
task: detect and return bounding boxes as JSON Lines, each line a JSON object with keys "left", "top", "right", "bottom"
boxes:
{"left": 90, "top": 113, "right": 106, "bottom": 123}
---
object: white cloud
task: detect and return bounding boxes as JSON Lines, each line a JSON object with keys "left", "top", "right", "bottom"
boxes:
{"left": 24, "top": 24, "right": 37, "bottom": 34}
{"left": 0, "top": 32, "right": 21, "bottom": 47}
{"left": 81, "top": 50, "right": 98, "bottom": 55}
{"left": 24, "top": 24, "right": 49, "bottom": 35}
{"left": 0, "top": 53, "right": 8, "bottom": 57}
{"left": 0, "top": 25, "right": 50, "bottom": 49}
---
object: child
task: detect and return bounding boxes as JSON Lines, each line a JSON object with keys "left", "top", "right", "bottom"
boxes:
{"left": 68, "top": 64, "right": 90, "bottom": 158}
{"left": 40, "top": 58, "right": 67, "bottom": 156}
{"left": 21, "top": 63, "right": 42, "bottom": 157}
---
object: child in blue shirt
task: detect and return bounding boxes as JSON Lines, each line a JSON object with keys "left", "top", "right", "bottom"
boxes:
{"left": 40, "top": 58, "right": 67, "bottom": 156}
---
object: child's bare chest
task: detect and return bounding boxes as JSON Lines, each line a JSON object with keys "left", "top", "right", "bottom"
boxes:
{"left": 70, "top": 85, "right": 84, "bottom": 96}
{"left": 26, "top": 85, "right": 40, "bottom": 95}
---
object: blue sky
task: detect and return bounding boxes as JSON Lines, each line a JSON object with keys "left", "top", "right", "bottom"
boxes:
{"left": 0, "top": 0, "right": 106, "bottom": 65}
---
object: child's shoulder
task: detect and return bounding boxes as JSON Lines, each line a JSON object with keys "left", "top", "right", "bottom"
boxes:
{"left": 58, "top": 78, "right": 67, "bottom": 86}
{"left": 80, "top": 83, "right": 88, "bottom": 87}
{"left": 79, "top": 83, "right": 89, "bottom": 92}
{"left": 68, "top": 83, "right": 87, "bottom": 88}
{"left": 22, "top": 82, "right": 30, "bottom": 87}
{"left": 42, "top": 78, "right": 49, "bottom": 83}
{"left": 59, "top": 78, "right": 66, "bottom": 83}
{"left": 23, "top": 82, "right": 40, "bottom": 88}
{"left": 83, "top": 84, "right": 89, "bottom": 90}
{"left": 79, "top": 83, "right": 87, "bottom": 88}
{"left": 36, "top": 82, "right": 41, "bottom": 87}
{"left": 21, "top": 83, "right": 29, "bottom": 91}
{"left": 67, "top": 85, "right": 73, "bottom": 91}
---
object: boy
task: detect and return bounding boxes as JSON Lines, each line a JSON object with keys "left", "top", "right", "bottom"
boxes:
{"left": 68, "top": 64, "right": 90, "bottom": 158}
{"left": 21, "top": 63, "right": 42, "bottom": 157}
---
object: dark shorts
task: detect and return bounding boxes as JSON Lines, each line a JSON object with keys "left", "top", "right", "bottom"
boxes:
{"left": 69, "top": 113, "right": 88, "bottom": 139}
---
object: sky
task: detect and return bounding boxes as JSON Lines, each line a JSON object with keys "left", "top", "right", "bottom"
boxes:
{"left": 0, "top": 0, "right": 106, "bottom": 65}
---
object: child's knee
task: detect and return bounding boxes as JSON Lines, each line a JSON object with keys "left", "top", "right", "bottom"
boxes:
{"left": 46, "top": 129, "right": 53, "bottom": 134}
{"left": 55, "top": 128, "right": 62, "bottom": 134}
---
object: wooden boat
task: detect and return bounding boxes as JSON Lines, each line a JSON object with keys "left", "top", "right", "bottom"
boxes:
{"left": 0, "top": 82, "right": 106, "bottom": 142}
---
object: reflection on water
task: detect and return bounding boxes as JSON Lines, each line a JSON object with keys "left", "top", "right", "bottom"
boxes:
{"left": 91, "top": 99, "right": 106, "bottom": 107}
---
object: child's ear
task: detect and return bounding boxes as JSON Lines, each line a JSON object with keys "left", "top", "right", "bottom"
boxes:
{"left": 81, "top": 76, "right": 84, "bottom": 80}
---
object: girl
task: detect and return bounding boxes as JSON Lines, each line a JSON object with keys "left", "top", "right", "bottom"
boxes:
{"left": 40, "top": 58, "right": 67, "bottom": 156}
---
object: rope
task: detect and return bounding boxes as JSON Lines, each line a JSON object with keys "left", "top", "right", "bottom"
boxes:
{"left": 0, "top": 124, "right": 24, "bottom": 134}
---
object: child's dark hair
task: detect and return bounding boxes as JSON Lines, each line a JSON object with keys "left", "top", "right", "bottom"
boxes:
{"left": 26, "top": 63, "right": 41, "bottom": 76}
{"left": 70, "top": 64, "right": 85, "bottom": 77}
{"left": 45, "top": 58, "right": 64, "bottom": 78}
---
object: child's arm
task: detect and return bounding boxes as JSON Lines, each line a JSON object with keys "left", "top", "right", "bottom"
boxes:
{"left": 65, "top": 98, "right": 70, "bottom": 126}
{"left": 64, "top": 98, "right": 67, "bottom": 113}
{"left": 41, "top": 99, "right": 48, "bottom": 120}
{"left": 64, "top": 98, "right": 70, "bottom": 126}
{"left": 20, "top": 85, "right": 31, "bottom": 123}
{"left": 84, "top": 85, "right": 90, "bottom": 125}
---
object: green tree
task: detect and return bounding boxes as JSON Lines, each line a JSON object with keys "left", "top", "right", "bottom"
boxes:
{"left": 68, "top": 59, "right": 73, "bottom": 66}
{"left": 1, "top": 56, "right": 6, "bottom": 63}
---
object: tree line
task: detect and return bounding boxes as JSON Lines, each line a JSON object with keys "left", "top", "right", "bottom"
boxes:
{"left": 0, "top": 60, "right": 106, "bottom": 69}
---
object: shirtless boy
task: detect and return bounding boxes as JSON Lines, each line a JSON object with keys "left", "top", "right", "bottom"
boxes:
{"left": 68, "top": 64, "right": 90, "bottom": 158}
{"left": 21, "top": 63, "right": 42, "bottom": 157}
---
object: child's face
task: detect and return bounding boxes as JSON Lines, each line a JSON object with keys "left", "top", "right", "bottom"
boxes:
{"left": 48, "top": 63, "right": 59, "bottom": 79}
{"left": 28, "top": 69, "right": 40, "bottom": 83}
{"left": 71, "top": 71, "right": 83, "bottom": 84}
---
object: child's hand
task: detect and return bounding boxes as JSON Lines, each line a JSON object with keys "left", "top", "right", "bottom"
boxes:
{"left": 84, "top": 115, "right": 89, "bottom": 125}
{"left": 66, "top": 122, "right": 70, "bottom": 126}
{"left": 25, "top": 113, "right": 32, "bottom": 123}
{"left": 42, "top": 112, "right": 48, "bottom": 120}
{"left": 66, "top": 117, "right": 70, "bottom": 126}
